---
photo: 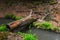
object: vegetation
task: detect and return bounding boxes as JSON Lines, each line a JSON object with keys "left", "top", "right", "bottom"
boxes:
{"left": 23, "top": 33, "right": 37, "bottom": 40}
{"left": 5, "top": 13, "right": 16, "bottom": 20}
{"left": 0, "top": 24, "right": 7, "bottom": 31}
{"left": 17, "top": 32, "right": 38, "bottom": 40}
{"left": 31, "top": 0, "right": 56, "bottom": 5}
{"left": 15, "top": 16, "right": 22, "bottom": 20}
{"left": 33, "top": 21, "right": 60, "bottom": 32}
{"left": 5, "top": 13, "right": 22, "bottom": 20}
{"left": 33, "top": 22, "right": 51, "bottom": 29}
{"left": 49, "top": 0, "right": 57, "bottom": 5}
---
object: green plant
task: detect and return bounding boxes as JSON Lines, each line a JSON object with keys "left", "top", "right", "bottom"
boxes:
{"left": 33, "top": 21, "right": 60, "bottom": 32}
{"left": 23, "top": 33, "right": 38, "bottom": 40}
{"left": 0, "top": 24, "right": 7, "bottom": 31}
{"left": 17, "top": 32, "right": 23, "bottom": 35}
{"left": 5, "top": 13, "right": 22, "bottom": 20}
{"left": 51, "top": 27, "right": 60, "bottom": 31}
{"left": 49, "top": 0, "right": 56, "bottom": 5}
{"left": 34, "top": 21, "right": 52, "bottom": 29}
{"left": 5, "top": 13, "right": 16, "bottom": 20}
{"left": 31, "top": 1, "right": 40, "bottom": 5}
{"left": 41, "top": 22, "right": 52, "bottom": 29}
{"left": 15, "top": 16, "right": 22, "bottom": 20}
{"left": 17, "top": 32, "right": 38, "bottom": 40}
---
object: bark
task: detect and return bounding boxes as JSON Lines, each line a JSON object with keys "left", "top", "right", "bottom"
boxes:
{"left": 6, "top": 9, "right": 37, "bottom": 30}
{"left": 6, "top": 16, "right": 37, "bottom": 30}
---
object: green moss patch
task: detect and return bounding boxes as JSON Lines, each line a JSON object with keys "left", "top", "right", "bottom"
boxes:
{"left": 5, "top": 13, "right": 22, "bottom": 20}
{"left": 33, "top": 21, "right": 60, "bottom": 32}
{"left": 17, "top": 32, "right": 38, "bottom": 40}
{"left": 0, "top": 24, "right": 7, "bottom": 31}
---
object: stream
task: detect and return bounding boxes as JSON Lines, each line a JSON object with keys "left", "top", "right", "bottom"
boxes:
{"left": 28, "top": 27, "right": 60, "bottom": 40}
{"left": 0, "top": 18, "right": 60, "bottom": 40}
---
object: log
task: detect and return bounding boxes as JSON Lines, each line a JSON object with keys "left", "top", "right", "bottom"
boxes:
{"left": 6, "top": 16, "right": 37, "bottom": 30}
{"left": 6, "top": 9, "right": 38, "bottom": 30}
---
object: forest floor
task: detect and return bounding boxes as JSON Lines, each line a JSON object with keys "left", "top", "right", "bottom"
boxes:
{"left": 0, "top": 0, "right": 60, "bottom": 40}
{"left": 0, "top": 0, "right": 60, "bottom": 27}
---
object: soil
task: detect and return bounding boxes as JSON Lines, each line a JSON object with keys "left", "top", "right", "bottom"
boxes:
{"left": 0, "top": 0, "right": 60, "bottom": 27}
{"left": 0, "top": 0, "right": 60, "bottom": 40}
{"left": 0, "top": 32, "right": 23, "bottom": 40}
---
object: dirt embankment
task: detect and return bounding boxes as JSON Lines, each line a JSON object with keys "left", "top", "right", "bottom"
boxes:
{"left": 0, "top": 32, "right": 23, "bottom": 40}
{"left": 0, "top": 0, "right": 60, "bottom": 27}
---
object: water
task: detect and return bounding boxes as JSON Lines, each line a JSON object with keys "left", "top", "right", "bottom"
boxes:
{"left": 0, "top": 18, "right": 60, "bottom": 40}
{"left": 27, "top": 27, "right": 60, "bottom": 40}
{"left": 0, "top": 18, "right": 14, "bottom": 25}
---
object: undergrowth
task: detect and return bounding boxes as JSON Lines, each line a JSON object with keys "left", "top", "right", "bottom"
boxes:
{"left": 0, "top": 24, "right": 7, "bottom": 31}
{"left": 17, "top": 32, "right": 38, "bottom": 40}
{"left": 33, "top": 21, "right": 60, "bottom": 32}
{"left": 5, "top": 13, "right": 22, "bottom": 20}
{"left": 31, "top": 0, "right": 57, "bottom": 5}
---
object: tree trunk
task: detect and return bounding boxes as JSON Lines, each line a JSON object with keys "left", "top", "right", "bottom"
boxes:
{"left": 6, "top": 16, "right": 37, "bottom": 30}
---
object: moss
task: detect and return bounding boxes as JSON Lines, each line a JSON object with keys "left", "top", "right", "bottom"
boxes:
{"left": 5, "top": 13, "right": 16, "bottom": 20}
{"left": 15, "top": 16, "right": 22, "bottom": 20}
{"left": 33, "top": 21, "right": 60, "bottom": 32}
{"left": 49, "top": 0, "right": 57, "bottom": 5}
{"left": 17, "top": 32, "right": 38, "bottom": 40}
{"left": 23, "top": 34, "right": 37, "bottom": 40}
{"left": 34, "top": 22, "right": 52, "bottom": 29}
{"left": 5, "top": 13, "right": 22, "bottom": 20}
{"left": 0, "top": 24, "right": 7, "bottom": 32}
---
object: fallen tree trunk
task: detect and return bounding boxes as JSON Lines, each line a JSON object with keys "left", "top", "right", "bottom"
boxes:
{"left": 6, "top": 9, "right": 38, "bottom": 31}
{"left": 6, "top": 15, "right": 37, "bottom": 30}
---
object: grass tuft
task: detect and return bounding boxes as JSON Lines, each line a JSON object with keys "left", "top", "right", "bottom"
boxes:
{"left": 5, "top": 13, "right": 22, "bottom": 20}
{"left": 17, "top": 32, "right": 38, "bottom": 40}
{"left": 0, "top": 24, "right": 7, "bottom": 31}
{"left": 33, "top": 21, "right": 60, "bottom": 32}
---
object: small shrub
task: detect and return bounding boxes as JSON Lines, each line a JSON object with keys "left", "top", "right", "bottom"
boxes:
{"left": 5, "top": 13, "right": 22, "bottom": 20}
{"left": 51, "top": 27, "right": 60, "bottom": 31}
{"left": 0, "top": 24, "right": 7, "bottom": 31}
{"left": 34, "top": 22, "right": 52, "bottom": 29}
{"left": 17, "top": 32, "right": 38, "bottom": 40}
{"left": 49, "top": 0, "right": 56, "bottom": 5}
{"left": 34, "top": 21, "right": 60, "bottom": 32}
{"left": 15, "top": 16, "right": 22, "bottom": 20}
{"left": 41, "top": 22, "right": 52, "bottom": 29}
{"left": 5, "top": 13, "right": 16, "bottom": 20}
{"left": 23, "top": 33, "right": 38, "bottom": 40}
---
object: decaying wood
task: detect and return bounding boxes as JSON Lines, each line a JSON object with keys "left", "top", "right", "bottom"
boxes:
{"left": 6, "top": 9, "right": 37, "bottom": 30}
